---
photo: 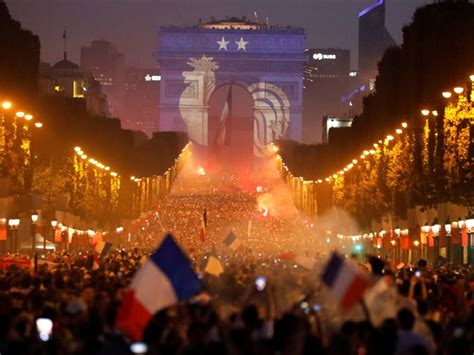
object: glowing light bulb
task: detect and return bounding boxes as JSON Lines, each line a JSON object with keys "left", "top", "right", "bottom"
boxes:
{"left": 1, "top": 101, "right": 12, "bottom": 109}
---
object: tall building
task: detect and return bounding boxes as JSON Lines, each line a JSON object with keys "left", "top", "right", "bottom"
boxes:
{"left": 80, "top": 40, "right": 125, "bottom": 118}
{"left": 358, "top": 0, "right": 396, "bottom": 86}
{"left": 39, "top": 54, "right": 111, "bottom": 118}
{"left": 122, "top": 66, "right": 160, "bottom": 136}
{"left": 322, "top": 115, "right": 353, "bottom": 143}
{"left": 303, "top": 48, "right": 352, "bottom": 144}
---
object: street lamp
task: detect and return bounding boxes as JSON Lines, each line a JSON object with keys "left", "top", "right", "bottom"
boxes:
{"left": 48, "top": 218, "right": 58, "bottom": 250}
{"left": 31, "top": 211, "right": 38, "bottom": 255}
{"left": 1, "top": 101, "right": 12, "bottom": 110}
{"left": 116, "top": 226, "right": 124, "bottom": 247}
{"left": 413, "top": 239, "right": 420, "bottom": 261}
{"left": 442, "top": 91, "right": 452, "bottom": 99}
{"left": 453, "top": 87, "right": 464, "bottom": 94}
{"left": 8, "top": 217, "right": 20, "bottom": 253}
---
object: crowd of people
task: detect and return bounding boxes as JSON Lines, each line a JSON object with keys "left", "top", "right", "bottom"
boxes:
{"left": 0, "top": 165, "right": 473, "bottom": 354}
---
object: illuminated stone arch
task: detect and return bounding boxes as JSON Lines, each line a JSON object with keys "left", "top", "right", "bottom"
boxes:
{"left": 157, "top": 25, "right": 305, "bottom": 157}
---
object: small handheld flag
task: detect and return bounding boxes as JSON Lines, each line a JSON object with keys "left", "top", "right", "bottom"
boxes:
{"left": 86, "top": 254, "right": 100, "bottom": 270}
{"left": 223, "top": 231, "right": 239, "bottom": 249}
{"left": 116, "top": 234, "right": 201, "bottom": 340}
{"left": 199, "top": 209, "right": 207, "bottom": 243}
{"left": 95, "top": 241, "right": 112, "bottom": 259}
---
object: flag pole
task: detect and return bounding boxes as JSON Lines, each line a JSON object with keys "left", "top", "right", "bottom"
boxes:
{"left": 359, "top": 299, "right": 372, "bottom": 326}
{"left": 63, "top": 27, "right": 67, "bottom": 60}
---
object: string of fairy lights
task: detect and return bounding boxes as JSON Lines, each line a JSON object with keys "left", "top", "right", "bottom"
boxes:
{"left": 1, "top": 99, "right": 189, "bottom": 241}
{"left": 320, "top": 121, "right": 408, "bottom": 184}
{"left": 73, "top": 146, "right": 119, "bottom": 177}
{"left": 275, "top": 73, "right": 474, "bottom": 186}
{"left": 273, "top": 73, "right": 474, "bottom": 242}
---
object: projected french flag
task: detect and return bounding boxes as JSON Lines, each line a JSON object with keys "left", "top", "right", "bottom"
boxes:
{"left": 321, "top": 253, "right": 369, "bottom": 310}
{"left": 116, "top": 234, "right": 201, "bottom": 340}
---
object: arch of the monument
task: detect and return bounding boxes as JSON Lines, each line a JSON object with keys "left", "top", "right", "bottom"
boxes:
{"left": 157, "top": 26, "right": 306, "bottom": 158}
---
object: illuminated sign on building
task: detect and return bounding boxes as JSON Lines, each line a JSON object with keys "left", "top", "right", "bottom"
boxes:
{"left": 313, "top": 53, "right": 336, "bottom": 60}
{"left": 144, "top": 74, "right": 161, "bottom": 81}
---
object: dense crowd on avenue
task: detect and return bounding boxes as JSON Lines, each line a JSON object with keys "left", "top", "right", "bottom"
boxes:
{"left": 0, "top": 168, "right": 473, "bottom": 354}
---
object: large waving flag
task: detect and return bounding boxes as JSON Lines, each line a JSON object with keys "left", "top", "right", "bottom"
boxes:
{"left": 321, "top": 253, "right": 369, "bottom": 310}
{"left": 116, "top": 235, "right": 201, "bottom": 340}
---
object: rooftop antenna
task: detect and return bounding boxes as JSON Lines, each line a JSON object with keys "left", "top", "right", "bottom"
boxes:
{"left": 62, "top": 26, "right": 67, "bottom": 60}
{"left": 254, "top": 11, "right": 259, "bottom": 24}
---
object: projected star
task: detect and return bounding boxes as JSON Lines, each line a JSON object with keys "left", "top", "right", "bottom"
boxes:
{"left": 217, "top": 37, "right": 229, "bottom": 51}
{"left": 235, "top": 37, "right": 249, "bottom": 51}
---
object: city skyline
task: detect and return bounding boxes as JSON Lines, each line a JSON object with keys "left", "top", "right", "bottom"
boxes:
{"left": 7, "top": 0, "right": 431, "bottom": 68}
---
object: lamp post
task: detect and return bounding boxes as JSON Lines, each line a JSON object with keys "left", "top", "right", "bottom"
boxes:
{"left": 116, "top": 226, "right": 124, "bottom": 248}
{"left": 31, "top": 211, "right": 39, "bottom": 256}
{"left": 7, "top": 217, "right": 20, "bottom": 253}
{"left": 432, "top": 223, "right": 441, "bottom": 261}
{"left": 466, "top": 217, "right": 474, "bottom": 265}
{"left": 49, "top": 218, "right": 58, "bottom": 251}
{"left": 445, "top": 221, "right": 452, "bottom": 261}
{"left": 394, "top": 227, "right": 401, "bottom": 262}
{"left": 421, "top": 223, "right": 430, "bottom": 260}
{"left": 413, "top": 240, "right": 420, "bottom": 262}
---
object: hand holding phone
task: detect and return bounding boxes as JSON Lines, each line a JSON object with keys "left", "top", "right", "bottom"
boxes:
{"left": 255, "top": 276, "right": 266, "bottom": 291}
{"left": 36, "top": 318, "right": 53, "bottom": 342}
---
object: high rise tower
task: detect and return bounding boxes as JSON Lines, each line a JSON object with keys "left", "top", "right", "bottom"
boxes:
{"left": 358, "top": 0, "right": 396, "bottom": 87}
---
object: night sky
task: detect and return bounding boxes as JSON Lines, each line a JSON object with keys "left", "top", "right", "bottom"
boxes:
{"left": 6, "top": 0, "right": 431, "bottom": 69}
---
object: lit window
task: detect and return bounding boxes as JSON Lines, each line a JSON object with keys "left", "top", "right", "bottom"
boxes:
{"left": 73, "top": 81, "right": 85, "bottom": 98}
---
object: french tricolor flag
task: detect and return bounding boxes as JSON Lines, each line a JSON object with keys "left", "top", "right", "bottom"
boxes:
{"left": 321, "top": 253, "right": 369, "bottom": 310}
{"left": 116, "top": 234, "right": 201, "bottom": 340}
